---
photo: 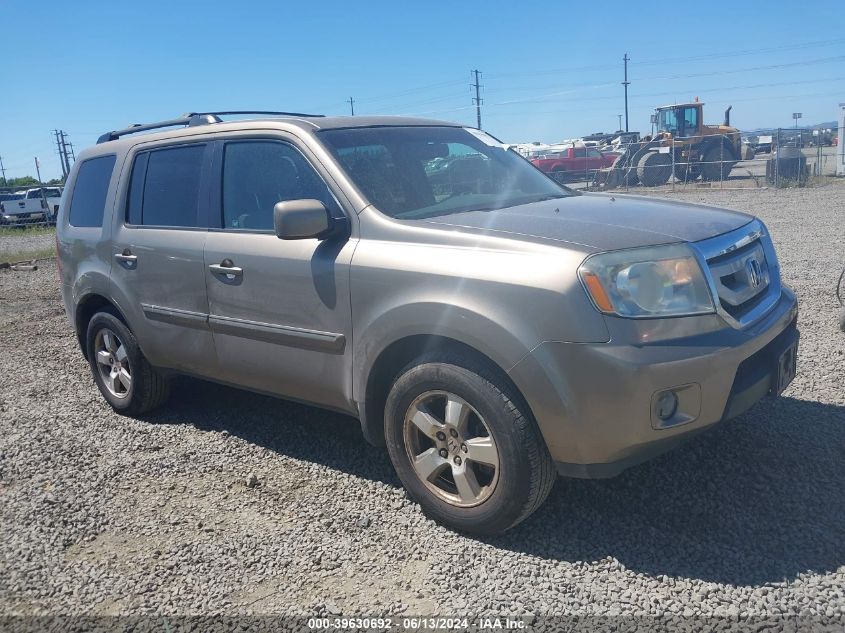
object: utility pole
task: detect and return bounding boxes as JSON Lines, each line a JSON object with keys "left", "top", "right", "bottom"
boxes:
{"left": 54, "top": 130, "right": 68, "bottom": 179}
{"left": 60, "top": 131, "right": 72, "bottom": 176}
{"left": 348, "top": 97, "right": 355, "bottom": 116}
{"left": 471, "top": 69, "right": 483, "bottom": 130}
{"left": 622, "top": 53, "right": 630, "bottom": 133}
{"left": 0, "top": 155, "right": 6, "bottom": 184}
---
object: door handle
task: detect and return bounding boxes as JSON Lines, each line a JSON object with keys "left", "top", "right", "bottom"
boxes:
{"left": 114, "top": 250, "right": 138, "bottom": 267}
{"left": 209, "top": 259, "right": 243, "bottom": 278}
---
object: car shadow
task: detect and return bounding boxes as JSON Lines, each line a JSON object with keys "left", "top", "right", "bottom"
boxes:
{"left": 145, "top": 380, "right": 845, "bottom": 586}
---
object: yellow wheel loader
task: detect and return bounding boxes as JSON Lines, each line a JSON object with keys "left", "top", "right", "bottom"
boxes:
{"left": 600, "top": 101, "right": 741, "bottom": 188}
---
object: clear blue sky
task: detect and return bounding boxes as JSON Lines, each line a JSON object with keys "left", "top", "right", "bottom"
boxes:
{"left": 1, "top": 0, "right": 843, "bottom": 181}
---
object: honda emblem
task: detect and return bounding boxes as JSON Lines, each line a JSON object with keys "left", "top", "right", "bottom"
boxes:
{"left": 746, "top": 257, "right": 763, "bottom": 287}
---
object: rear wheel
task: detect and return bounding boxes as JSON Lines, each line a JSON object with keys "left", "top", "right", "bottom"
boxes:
{"left": 700, "top": 145, "right": 735, "bottom": 181}
{"left": 86, "top": 311, "right": 170, "bottom": 415}
{"left": 673, "top": 163, "right": 700, "bottom": 183}
{"left": 384, "top": 352, "right": 556, "bottom": 535}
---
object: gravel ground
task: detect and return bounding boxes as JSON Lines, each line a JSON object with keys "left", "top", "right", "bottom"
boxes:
{"left": 0, "top": 184, "right": 843, "bottom": 628}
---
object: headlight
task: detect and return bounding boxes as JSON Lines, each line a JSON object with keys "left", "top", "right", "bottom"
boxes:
{"left": 579, "top": 244, "right": 714, "bottom": 318}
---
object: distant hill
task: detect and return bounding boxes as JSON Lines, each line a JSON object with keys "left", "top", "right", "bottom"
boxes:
{"left": 742, "top": 121, "right": 837, "bottom": 134}
{"left": 809, "top": 121, "right": 837, "bottom": 129}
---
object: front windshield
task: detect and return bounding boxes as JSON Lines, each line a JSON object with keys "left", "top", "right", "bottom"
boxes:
{"left": 657, "top": 107, "right": 698, "bottom": 137}
{"left": 319, "top": 126, "right": 573, "bottom": 219}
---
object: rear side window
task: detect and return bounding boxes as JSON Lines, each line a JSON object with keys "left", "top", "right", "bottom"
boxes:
{"left": 126, "top": 145, "right": 205, "bottom": 227}
{"left": 68, "top": 155, "right": 116, "bottom": 227}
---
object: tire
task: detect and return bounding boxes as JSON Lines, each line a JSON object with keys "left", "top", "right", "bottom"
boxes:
{"left": 622, "top": 168, "right": 640, "bottom": 187}
{"left": 86, "top": 310, "right": 170, "bottom": 415}
{"left": 636, "top": 152, "right": 672, "bottom": 186}
{"left": 673, "top": 163, "right": 700, "bottom": 183}
{"left": 384, "top": 351, "right": 556, "bottom": 535}
{"left": 700, "top": 145, "right": 735, "bottom": 181}
{"left": 550, "top": 169, "right": 568, "bottom": 184}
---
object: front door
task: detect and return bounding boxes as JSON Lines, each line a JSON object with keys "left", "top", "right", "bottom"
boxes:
{"left": 110, "top": 142, "right": 217, "bottom": 375}
{"left": 203, "top": 138, "right": 356, "bottom": 412}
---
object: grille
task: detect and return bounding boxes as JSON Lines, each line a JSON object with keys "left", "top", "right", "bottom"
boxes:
{"left": 693, "top": 220, "right": 781, "bottom": 328}
{"left": 707, "top": 240, "right": 770, "bottom": 317}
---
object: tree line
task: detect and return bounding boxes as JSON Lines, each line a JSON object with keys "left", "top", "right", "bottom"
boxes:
{"left": 0, "top": 176, "right": 65, "bottom": 189}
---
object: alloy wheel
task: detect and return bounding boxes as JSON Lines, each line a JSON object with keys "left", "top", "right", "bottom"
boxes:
{"left": 94, "top": 328, "right": 132, "bottom": 399}
{"left": 403, "top": 390, "right": 500, "bottom": 508}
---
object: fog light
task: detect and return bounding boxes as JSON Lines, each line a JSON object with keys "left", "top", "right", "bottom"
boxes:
{"left": 655, "top": 390, "right": 679, "bottom": 421}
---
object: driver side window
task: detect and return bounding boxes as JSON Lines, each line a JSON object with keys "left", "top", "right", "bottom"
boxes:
{"left": 222, "top": 141, "right": 334, "bottom": 230}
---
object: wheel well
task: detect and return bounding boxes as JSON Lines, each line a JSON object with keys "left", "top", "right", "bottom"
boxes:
{"left": 74, "top": 294, "right": 124, "bottom": 359}
{"left": 360, "top": 335, "right": 528, "bottom": 447}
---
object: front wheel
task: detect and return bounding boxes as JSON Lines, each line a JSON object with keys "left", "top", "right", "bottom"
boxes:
{"left": 384, "top": 353, "right": 556, "bottom": 535}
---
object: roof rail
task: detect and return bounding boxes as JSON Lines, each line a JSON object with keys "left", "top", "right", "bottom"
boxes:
{"left": 194, "top": 110, "right": 325, "bottom": 118}
{"left": 96, "top": 110, "right": 325, "bottom": 144}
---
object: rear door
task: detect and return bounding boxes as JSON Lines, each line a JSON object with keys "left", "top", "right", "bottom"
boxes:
{"left": 203, "top": 135, "right": 356, "bottom": 411}
{"left": 109, "top": 141, "right": 218, "bottom": 375}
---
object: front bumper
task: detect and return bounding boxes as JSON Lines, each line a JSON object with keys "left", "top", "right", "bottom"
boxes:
{"left": 508, "top": 286, "right": 798, "bottom": 478}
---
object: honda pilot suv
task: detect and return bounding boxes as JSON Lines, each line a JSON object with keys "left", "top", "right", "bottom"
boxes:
{"left": 57, "top": 112, "right": 799, "bottom": 534}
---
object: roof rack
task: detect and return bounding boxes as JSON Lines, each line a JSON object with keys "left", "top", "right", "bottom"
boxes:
{"left": 96, "top": 110, "right": 325, "bottom": 144}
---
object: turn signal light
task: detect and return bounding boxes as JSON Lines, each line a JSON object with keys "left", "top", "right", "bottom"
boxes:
{"left": 581, "top": 271, "right": 614, "bottom": 312}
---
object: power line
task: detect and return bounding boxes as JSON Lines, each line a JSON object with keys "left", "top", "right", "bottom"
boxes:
{"left": 483, "top": 36, "right": 845, "bottom": 81}
{"left": 351, "top": 79, "right": 466, "bottom": 106}
{"left": 490, "top": 75, "right": 845, "bottom": 109}
{"left": 372, "top": 91, "right": 469, "bottom": 114}
{"left": 635, "top": 36, "right": 845, "bottom": 67}
{"left": 486, "top": 89, "right": 845, "bottom": 119}
{"left": 631, "top": 54, "right": 845, "bottom": 82}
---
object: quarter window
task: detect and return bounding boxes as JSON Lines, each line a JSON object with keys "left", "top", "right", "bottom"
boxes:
{"left": 221, "top": 141, "right": 335, "bottom": 230}
{"left": 68, "top": 155, "right": 116, "bottom": 228}
{"left": 126, "top": 145, "right": 205, "bottom": 227}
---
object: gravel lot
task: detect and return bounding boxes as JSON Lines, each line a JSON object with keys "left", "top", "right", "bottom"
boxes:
{"left": 1, "top": 184, "right": 843, "bottom": 627}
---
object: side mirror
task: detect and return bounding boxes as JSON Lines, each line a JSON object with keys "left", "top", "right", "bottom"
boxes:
{"left": 273, "top": 199, "right": 331, "bottom": 240}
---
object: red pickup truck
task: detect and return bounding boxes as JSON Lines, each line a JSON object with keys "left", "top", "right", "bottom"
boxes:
{"left": 530, "top": 147, "right": 617, "bottom": 182}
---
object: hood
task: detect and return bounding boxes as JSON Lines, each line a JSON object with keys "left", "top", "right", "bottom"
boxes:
{"left": 416, "top": 192, "right": 752, "bottom": 252}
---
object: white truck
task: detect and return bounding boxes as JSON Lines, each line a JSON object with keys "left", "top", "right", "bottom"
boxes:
{"left": 0, "top": 187, "right": 62, "bottom": 225}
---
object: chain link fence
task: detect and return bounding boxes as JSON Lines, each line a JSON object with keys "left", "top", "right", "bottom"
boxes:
{"left": 518, "top": 128, "right": 839, "bottom": 192}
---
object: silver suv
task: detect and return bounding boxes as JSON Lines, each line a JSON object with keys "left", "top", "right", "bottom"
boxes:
{"left": 57, "top": 112, "right": 799, "bottom": 534}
